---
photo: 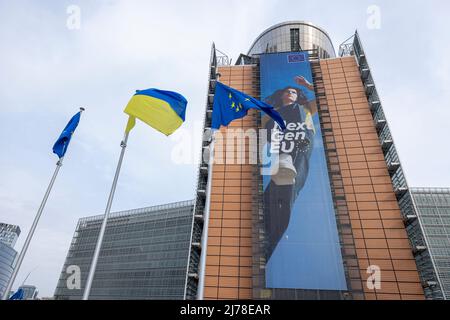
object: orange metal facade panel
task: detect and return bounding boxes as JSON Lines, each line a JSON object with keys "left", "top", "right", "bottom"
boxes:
{"left": 204, "top": 66, "right": 257, "bottom": 299}
{"left": 401, "top": 294, "right": 426, "bottom": 300}
{"left": 320, "top": 58, "right": 424, "bottom": 300}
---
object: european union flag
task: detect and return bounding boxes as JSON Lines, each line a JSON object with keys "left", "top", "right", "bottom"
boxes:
{"left": 52, "top": 111, "right": 82, "bottom": 158}
{"left": 8, "top": 288, "right": 24, "bottom": 300}
{"left": 211, "top": 82, "right": 286, "bottom": 130}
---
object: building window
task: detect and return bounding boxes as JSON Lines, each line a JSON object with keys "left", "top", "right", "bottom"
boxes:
{"left": 290, "top": 28, "right": 300, "bottom": 51}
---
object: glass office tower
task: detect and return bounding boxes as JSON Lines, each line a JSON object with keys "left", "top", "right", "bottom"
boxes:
{"left": 0, "top": 242, "right": 17, "bottom": 298}
{"left": 185, "top": 21, "right": 428, "bottom": 300}
{"left": 0, "top": 223, "right": 20, "bottom": 248}
{"left": 54, "top": 200, "right": 194, "bottom": 300}
{"left": 410, "top": 188, "right": 450, "bottom": 299}
{"left": 18, "top": 285, "right": 38, "bottom": 300}
{"left": 0, "top": 223, "right": 20, "bottom": 298}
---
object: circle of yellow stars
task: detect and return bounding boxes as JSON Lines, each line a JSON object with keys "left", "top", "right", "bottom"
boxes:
{"left": 229, "top": 92, "right": 250, "bottom": 112}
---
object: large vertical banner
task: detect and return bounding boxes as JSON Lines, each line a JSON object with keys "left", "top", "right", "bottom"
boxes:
{"left": 260, "top": 52, "right": 347, "bottom": 291}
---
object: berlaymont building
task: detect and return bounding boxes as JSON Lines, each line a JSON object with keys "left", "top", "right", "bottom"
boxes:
{"left": 55, "top": 21, "right": 447, "bottom": 301}
{"left": 184, "top": 21, "right": 444, "bottom": 300}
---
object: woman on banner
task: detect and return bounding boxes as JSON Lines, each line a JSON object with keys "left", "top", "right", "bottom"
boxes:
{"left": 262, "top": 75, "right": 317, "bottom": 261}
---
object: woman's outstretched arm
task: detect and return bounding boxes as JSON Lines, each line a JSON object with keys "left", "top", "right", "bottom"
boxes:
{"left": 294, "top": 75, "right": 314, "bottom": 91}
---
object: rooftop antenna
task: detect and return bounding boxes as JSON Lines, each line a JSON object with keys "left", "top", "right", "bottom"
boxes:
{"left": 21, "top": 266, "right": 38, "bottom": 286}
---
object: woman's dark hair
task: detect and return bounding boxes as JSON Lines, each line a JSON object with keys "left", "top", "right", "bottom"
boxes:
{"left": 264, "top": 86, "right": 308, "bottom": 108}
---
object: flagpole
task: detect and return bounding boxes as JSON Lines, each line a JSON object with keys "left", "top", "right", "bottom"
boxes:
{"left": 197, "top": 130, "right": 216, "bottom": 300}
{"left": 197, "top": 71, "right": 220, "bottom": 300}
{"left": 2, "top": 107, "right": 85, "bottom": 300}
{"left": 82, "top": 131, "right": 129, "bottom": 300}
{"left": 2, "top": 157, "right": 64, "bottom": 300}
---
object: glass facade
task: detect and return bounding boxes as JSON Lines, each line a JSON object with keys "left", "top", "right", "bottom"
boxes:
{"left": 19, "top": 285, "right": 38, "bottom": 300}
{"left": 0, "top": 223, "right": 21, "bottom": 248}
{"left": 248, "top": 21, "right": 335, "bottom": 59}
{"left": 0, "top": 242, "right": 17, "bottom": 298}
{"left": 54, "top": 200, "right": 194, "bottom": 300}
{"left": 411, "top": 188, "right": 450, "bottom": 299}
{"left": 0, "top": 222, "right": 19, "bottom": 298}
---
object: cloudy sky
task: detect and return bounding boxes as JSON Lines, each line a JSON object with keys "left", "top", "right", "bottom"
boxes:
{"left": 1, "top": 0, "right": 449, "bottom": 297}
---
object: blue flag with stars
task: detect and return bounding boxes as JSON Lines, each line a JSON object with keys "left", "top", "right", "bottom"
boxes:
{"left": 52, "top": 111, "right": 81, "bottom": 158}
{"left": 8, "top": 288, "right": 24, "bottom": 300}
{"left": 211, "top": 82, "right": 286, "bottom": 130}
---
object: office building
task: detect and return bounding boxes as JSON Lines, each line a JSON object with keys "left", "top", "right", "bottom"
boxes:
{"left": 54, "top": 200, "right": 194, "bottom": 299}
{"left": 0, "top": 223, "right": 20, "bottom": 298}
{"left": 185, "top": 21, "right": 429, "bottom": 300}
{"left": 409, "top": 188, "right": 450, "bottom": 299}
{"left": 0, "top": 223, "right": 21, "bottom": 248}
{"left": 18, "top": 285, "right": 38, "bottom": 300}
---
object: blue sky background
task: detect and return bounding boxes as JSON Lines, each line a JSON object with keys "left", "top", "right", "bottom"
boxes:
{"left": 1, "top": 0, "right": 449, "bottom": 297}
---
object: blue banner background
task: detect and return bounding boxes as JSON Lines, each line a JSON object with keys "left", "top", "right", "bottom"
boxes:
{"left": 261, "top": 52, "right": 347, "bottom": 290}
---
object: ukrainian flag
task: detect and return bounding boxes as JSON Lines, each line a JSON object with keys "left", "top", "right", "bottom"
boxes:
{"left": 124, "top": 88, "right": 187, "bottom": 136}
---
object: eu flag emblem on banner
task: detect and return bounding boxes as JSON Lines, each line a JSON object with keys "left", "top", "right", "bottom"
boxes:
{"left": 52, "top": 111, "right": 81, "bottom": 158}
{"left": 211, "top": 82, "right": 286, "bottom": 130}
{"left": 124, "top": 88, "right": 187, "bottom": 136}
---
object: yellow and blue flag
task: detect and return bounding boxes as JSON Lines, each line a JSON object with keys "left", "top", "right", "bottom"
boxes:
{"left": 211, "top": 82, "right": 286, "bottom": 130}
{"left": 52, "top": 111, "right": 82, "bottom": 159}
{"left": 124, "top": 88, "right": 187, "bottom": 136}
